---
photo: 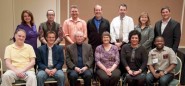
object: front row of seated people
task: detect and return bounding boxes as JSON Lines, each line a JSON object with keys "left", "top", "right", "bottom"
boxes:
{"left": 1, "top": 29, "right": 177, "bottom": 86}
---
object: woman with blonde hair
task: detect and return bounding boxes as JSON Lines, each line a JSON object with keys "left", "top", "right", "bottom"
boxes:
{"left": 135, "top": 12, "right": 154, "bottom": 51}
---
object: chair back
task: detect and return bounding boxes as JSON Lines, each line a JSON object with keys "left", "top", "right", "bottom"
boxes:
{"left": 0, "top": 59, "right": 3, "bottom": 75}
{"left": 174, "top": 56, "right": 182, "bottom": 76}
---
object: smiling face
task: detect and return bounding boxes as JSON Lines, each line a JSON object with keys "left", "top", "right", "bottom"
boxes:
{"left": 71, "top": 8, "right": 79, "bottom": 19}
{"left": 23, "top": 12, "right": 31, "bottom": 23}
{"left": 140, "top": 15, "right": 148, "bottom": 25}
{"left": 94, "top": 5, "right": 102, "bottom": 19}
{"left": 130, "top": 35, "right": 139, "bottom": 46}
{"left": 161, "top": 8, "right": 171, "bottom": 21}
{"left": 46, "top": 33, "right": 56, "bottom": 45}
{"left": 102, "top": 35, "right": 110, "bottom": 44}
{"left": 15, "top": 30, "right": 26, "bottom": 44}
{"left": 154, "top": 37, "right": 165, "bottom": 50}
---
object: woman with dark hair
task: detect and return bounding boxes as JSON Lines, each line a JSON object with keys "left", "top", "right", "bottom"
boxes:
{"left": 14, "top": 10, "right": 38, "bottom": 52}
{"left": 135, "top": 12, "right": 154, "bottom": 51}
{"left": 121, "top": 30, "right": 148, "bottom": 86}
{"left": 95, "top": 31, "right": 121, "bottom": 86}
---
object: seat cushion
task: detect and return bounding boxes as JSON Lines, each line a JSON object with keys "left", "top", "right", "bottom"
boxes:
{"left": 169, "top": 79, "right": 179, "bottom": 86}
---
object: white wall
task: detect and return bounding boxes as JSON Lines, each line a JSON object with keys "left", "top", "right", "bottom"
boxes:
{"left": 0, "top": 0, "right": 60, "bottom": 70}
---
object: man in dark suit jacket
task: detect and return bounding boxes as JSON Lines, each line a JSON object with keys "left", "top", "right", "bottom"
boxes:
{"left": 154, "top": 6, "right": 181, "bottom": 52}
{"left": 87, "top": 5, "right": 110, "bottom": 53}
{"left": 37, "top": 31, "right": 65, "bottom": 86}
{"left": 66, "top": 31, "right": 94, "bottom": 86}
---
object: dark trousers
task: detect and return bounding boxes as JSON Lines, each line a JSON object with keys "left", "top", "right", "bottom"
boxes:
{"left": 126, "top": 73, "right": 146, "bottom": 86}
{"left": 146, "top": 72, "right": 174, "bottom": 86}
{"left": 67, "top": 69, "right": 92, "bottom": 86}
{"left": 96, "top": 68, "right": 121, "bottom": 86}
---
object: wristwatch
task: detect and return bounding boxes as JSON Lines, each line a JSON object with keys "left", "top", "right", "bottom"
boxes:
{"left": 163, "top": 71, "right": 168, "bottom": 74}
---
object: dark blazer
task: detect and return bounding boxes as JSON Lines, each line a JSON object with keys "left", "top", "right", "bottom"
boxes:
{"left": 87, "top": 17, "right": 110, "bottom": 52}
{"left": 154, "top": 19, "right": 181, "bottom": 52}
{"left": 37, "top": 45, "right": 64, "bottom": 70}
{"left": 66, "top": 43, "right": 94, "bottom": 70}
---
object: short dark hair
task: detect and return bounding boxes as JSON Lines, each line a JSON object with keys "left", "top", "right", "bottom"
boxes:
{"left": 46, "top": 31, "right": 56, "bottom": 38}
{"left": 21, "top": 10, "right": 34, "bottom": 26}
{"left": 119, "top": 3, "right": 127, "bottom": 9}
{"left": 128, "top": 30, "right": 141, "bottom": 43}
{"left": 46, "top": 9, "right": 55, "bottom": 16}
{"left": 161, "top": 6, "right": 170, "bottom": 13}
{"left": 155, "top": 36, "right": 164, "bottom": 42}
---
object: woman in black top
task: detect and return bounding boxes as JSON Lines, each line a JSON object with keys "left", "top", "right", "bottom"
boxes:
{"left": 121, "top": 30, "right": 148, "bottom": 86}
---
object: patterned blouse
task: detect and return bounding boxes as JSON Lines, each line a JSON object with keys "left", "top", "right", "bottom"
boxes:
{"left": 95, "top": 44, "right": 120, "bottom": 68}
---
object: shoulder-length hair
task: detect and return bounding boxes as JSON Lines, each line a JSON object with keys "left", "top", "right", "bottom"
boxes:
{"left": 21, "top": 10, "right": 34, "bottom": 26}
{"left": 138, "top": 12, "right": 151, "bottom": 26}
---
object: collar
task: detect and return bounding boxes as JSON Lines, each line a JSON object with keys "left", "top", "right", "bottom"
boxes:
{"left": 12, "top": 43, "right": 26, "bottom": 49}
{"left": 153, "top": 46, "right": 167, "bottom": 52}
{"left": 46, "top": 21, "right": 55, "bottom": 25}
{"left": 94, "top": 16, "right": 102, "bottom": 21}
{"left": 47, "top": 44, "right": 54, "bottom": 49}
{"left": 162, "top": 17, "right": 171, "bottom": 23}
{"left": 69, "top": 17, "right": 81, "bottom": 22}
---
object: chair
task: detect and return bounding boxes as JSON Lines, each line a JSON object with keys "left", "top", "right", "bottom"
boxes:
{"left": 0, "top": 58, "right": 3, "bottom": 83}
{"left": 168, "top": 56, "right": 182, "bottom": 86}
{"left": 12, "top": 67, "right": 67, "bottom": 85}
{"left": 154, "top": 56, "right": 182, "bottom": 86}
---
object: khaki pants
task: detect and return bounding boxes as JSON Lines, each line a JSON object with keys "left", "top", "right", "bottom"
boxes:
{"left": 1, "top": 70, "right": 37, "bottom": 86}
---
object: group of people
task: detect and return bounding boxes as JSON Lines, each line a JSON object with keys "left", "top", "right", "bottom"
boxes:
{"left": 1, "top": 3, "right": 181, "bottom": 86}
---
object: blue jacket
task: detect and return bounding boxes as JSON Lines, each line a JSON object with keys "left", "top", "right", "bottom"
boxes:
{"left": 37, "top": 44, "right": 64, "bottom": 70}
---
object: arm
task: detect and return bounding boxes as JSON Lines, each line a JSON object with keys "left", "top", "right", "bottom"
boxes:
{"left": 164, "top": 48, "right": 178, "bottom": 73}
{"left": 142, "top": 27, "right": 154, "bottom": 49}
{"left": 110, "top": 19, "right": 116, "bottom": 43}
{"left": 37, "top": 48, "right": 47, "bottom": 70}
{"left": 82, "top": 20, "right": 87, "bottom": 41}
{"left": 5, "top": 59, "right": 18, "bottom": 72}
{"left": 22, "top": 58, "right": 35, "bottom": 72}
{"left": 120, "top": 45, "right": 129, "bottom": 70}
{"left": 66, "top": 46, "right": 76, "bottom": 69}
{"left": 62, "top": 21, "right": 74, "bottom": 44}
{"left": 172, "top": 22, "right": 181, "bottom": 52}
{"left": 95, "top": 47, "right": 107, "bottom": 71}
{"left": 106, "top": 20, "right": 110, "bottom": 33}
{"left": 54, "top": 26, "right": 63, "bottom": 44}
{"left": 110, "top": 46, "right": 119, "bottom": 71}
{"left": 55, "top": 46, "right": 64, "bottom": 70}
{"left": 139, "top": 47, "right": 148, "bottom": 71}
{"left": 38, "top": 24, "right": 47, "bottom": 44}
{"left": 84, "top": 45, "right": 94, "bottom": 68}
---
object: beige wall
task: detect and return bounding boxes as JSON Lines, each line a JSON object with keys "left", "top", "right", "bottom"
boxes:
{"left": 0, "top": 0, "right": 60, "bottom": 70}
{"left": 61, "top": 0, "right": 185, "bottom": 46}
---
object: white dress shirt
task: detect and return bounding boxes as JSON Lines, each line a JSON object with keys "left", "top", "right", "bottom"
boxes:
{"left": 110, "top": 15, "right": 134, "bottom": 43}
{"left": 161, "top": 17, "right": 171, "bottom": 34}
{"left": 48, "top": 46, "right": 53, "bottom": 67}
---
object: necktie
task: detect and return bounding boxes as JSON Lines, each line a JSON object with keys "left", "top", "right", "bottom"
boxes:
{"left": 119, "top": 18, "right": 123, "bottom": 42}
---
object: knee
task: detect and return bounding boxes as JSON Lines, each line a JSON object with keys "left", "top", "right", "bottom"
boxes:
{"left": 159, "top": 78, "right": 168, "bottom": 85}
{"left": 146, "top": 73, "right": 153, "bottom": 82}
{"left": 83, "top": 71, "right": 92, "bottom": 79}
{"left": 57, "top": 72, "right": 65, "bottom": 80}
{"left": 68, "top": 72, "right": 78, "bottom": 80}
{"left": 27, "top": 74, "right": 37, "bottom": 81}
{"left": 37, "top": 71, "right": 47, "bottom": 79}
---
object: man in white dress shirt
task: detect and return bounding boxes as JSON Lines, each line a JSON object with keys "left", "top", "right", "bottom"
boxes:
{"left": 110, "top": 3, "right": 134, "bottom": 50}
